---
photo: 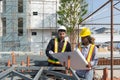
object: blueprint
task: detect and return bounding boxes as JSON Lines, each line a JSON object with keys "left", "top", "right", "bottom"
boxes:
{"left": 52, "top": 48, "right": 89, "bottom": 70}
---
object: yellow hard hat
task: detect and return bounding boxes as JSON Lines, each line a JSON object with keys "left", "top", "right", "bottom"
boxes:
{"left": 80, "top": 27, "right": 91, "bottom": 37}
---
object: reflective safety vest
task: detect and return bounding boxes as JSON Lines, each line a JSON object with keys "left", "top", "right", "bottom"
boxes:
{"left": 48, "top": 38, "right": 67, "bottom": 64}
{"left": 79, "top": 44, "right": 95, "bottom": 62}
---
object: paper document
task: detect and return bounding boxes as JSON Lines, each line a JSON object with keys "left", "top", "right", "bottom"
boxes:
{"left": 52, "top": 48, "right": 88, "bottom": 70}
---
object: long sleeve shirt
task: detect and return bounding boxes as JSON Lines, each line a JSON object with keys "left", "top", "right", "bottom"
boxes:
{"left": 46, "top": 37, "right": 71, "bottom": 60}
{"left": 75, "top": 44, "right": 98, "bottom": 79}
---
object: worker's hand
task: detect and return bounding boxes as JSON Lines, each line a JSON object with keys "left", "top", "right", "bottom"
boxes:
{"left": 49, "top": 50, "right": 54, "bottom": 54}
{"left": 86, "top": 62, "right": 92, "bottom": 69}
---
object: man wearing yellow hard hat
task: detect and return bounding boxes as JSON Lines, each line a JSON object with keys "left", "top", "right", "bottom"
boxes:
{"left": 75, "top": 27, "right": 98, "bottom": 80}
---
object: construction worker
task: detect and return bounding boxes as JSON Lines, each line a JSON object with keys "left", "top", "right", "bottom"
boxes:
{"left": 46, "top": 26, "right": 71, "bottom": 66}
{"left": 75, "top": 27, "right": 98, "bottom": 80}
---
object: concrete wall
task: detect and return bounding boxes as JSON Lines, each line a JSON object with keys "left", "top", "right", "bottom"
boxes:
{"left": 30, "top": 29, "right": 55, "bottom": 54}
{"left": 30, "top": 0, "right": 58, "bottom": 54}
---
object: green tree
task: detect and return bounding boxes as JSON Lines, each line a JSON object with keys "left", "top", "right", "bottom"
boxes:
{"left": 57, "top": 0, "right": 88, "bottom": 50}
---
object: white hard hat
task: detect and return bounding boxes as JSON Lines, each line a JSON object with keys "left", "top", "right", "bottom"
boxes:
{"left": 58, "top": 26, "right": 67, "bottom": 32}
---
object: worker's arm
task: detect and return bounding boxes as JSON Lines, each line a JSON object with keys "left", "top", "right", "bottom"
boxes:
{"left": 46, "top": 39, "right": 58, "bottom": 60}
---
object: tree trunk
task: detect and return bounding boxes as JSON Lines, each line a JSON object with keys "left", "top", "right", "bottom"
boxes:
{"left": 69, "top": 31, "right": 78, "bottom": 51}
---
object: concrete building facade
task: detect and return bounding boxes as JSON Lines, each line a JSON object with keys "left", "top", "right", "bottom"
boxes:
{"left": 0, "top": 0, "right": 59, "bottom": 54}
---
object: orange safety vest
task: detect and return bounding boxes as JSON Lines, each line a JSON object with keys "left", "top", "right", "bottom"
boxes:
{"left": 48, "top": 38, "right": 67, "bottom": 64}
{"left": 79, "top": 44, "right": 95, "bottom": 62}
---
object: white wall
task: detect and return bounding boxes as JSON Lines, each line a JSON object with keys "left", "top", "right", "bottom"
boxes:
{"left": 30, "top": 0, "right": 58, "bottom": 54}
{"left": 30, "top": 0, "right": 57, "bottom": 29}
{"left": 30, "top": 29, "right": 55, "bottom": 54}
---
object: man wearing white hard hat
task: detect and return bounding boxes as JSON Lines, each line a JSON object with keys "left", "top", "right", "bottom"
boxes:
{"left": 46, "top": 26, "right": 71, "bottom": 66}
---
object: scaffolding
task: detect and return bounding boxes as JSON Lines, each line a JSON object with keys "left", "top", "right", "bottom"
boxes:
{"left": 0, "top": 0, "right": 58, "bottom": 54}
{"left": 0, "top": 0, "right": 31, "bottom": 51}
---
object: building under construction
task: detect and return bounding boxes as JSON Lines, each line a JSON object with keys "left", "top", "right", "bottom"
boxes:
{"left": 0, "top": 0, "right": 120, "bottom": 80}
{"left": 0, "top": 0, "right": 59, "bottom": 54}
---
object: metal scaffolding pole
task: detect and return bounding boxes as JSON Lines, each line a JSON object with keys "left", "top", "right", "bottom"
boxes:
{"left": 33, "top": 67, "right": 44, "bottom": 80}
{"left": 110, "top": 0, "right": 114, "bottom": 80}
{"left": 81, "top": 23, "right": 120, "bottom": 25}
{"left": 13, "top": 70, "right": 32, "bottom": 80}
{"left": 0, "top": 67, "right": 14, "bottom": 79}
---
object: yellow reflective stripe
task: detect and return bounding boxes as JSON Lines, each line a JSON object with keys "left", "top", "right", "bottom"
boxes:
{"left": 86, "top": 45, "right": 95, "bottom": 62}
{"left": 54, "top": 38, "right": 58, "bottom": 53}
{"left": 56, "top": 61, "right": 60, "bottom": 64}
{"left": 52, "top": 38, "right": 67, "bottom": 65}
{"left": 54, "top": 38, "right": 67, "bottom": 53}
{"left": 61, "top": 40, "right": 67, "bottom": 53}
{"left": 48, "top": 59, "right": 60, "bottom": 64}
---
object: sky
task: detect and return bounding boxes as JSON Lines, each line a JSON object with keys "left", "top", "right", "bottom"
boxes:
{"left": 84, "top": 0, "right": 120, "bottom": 30}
